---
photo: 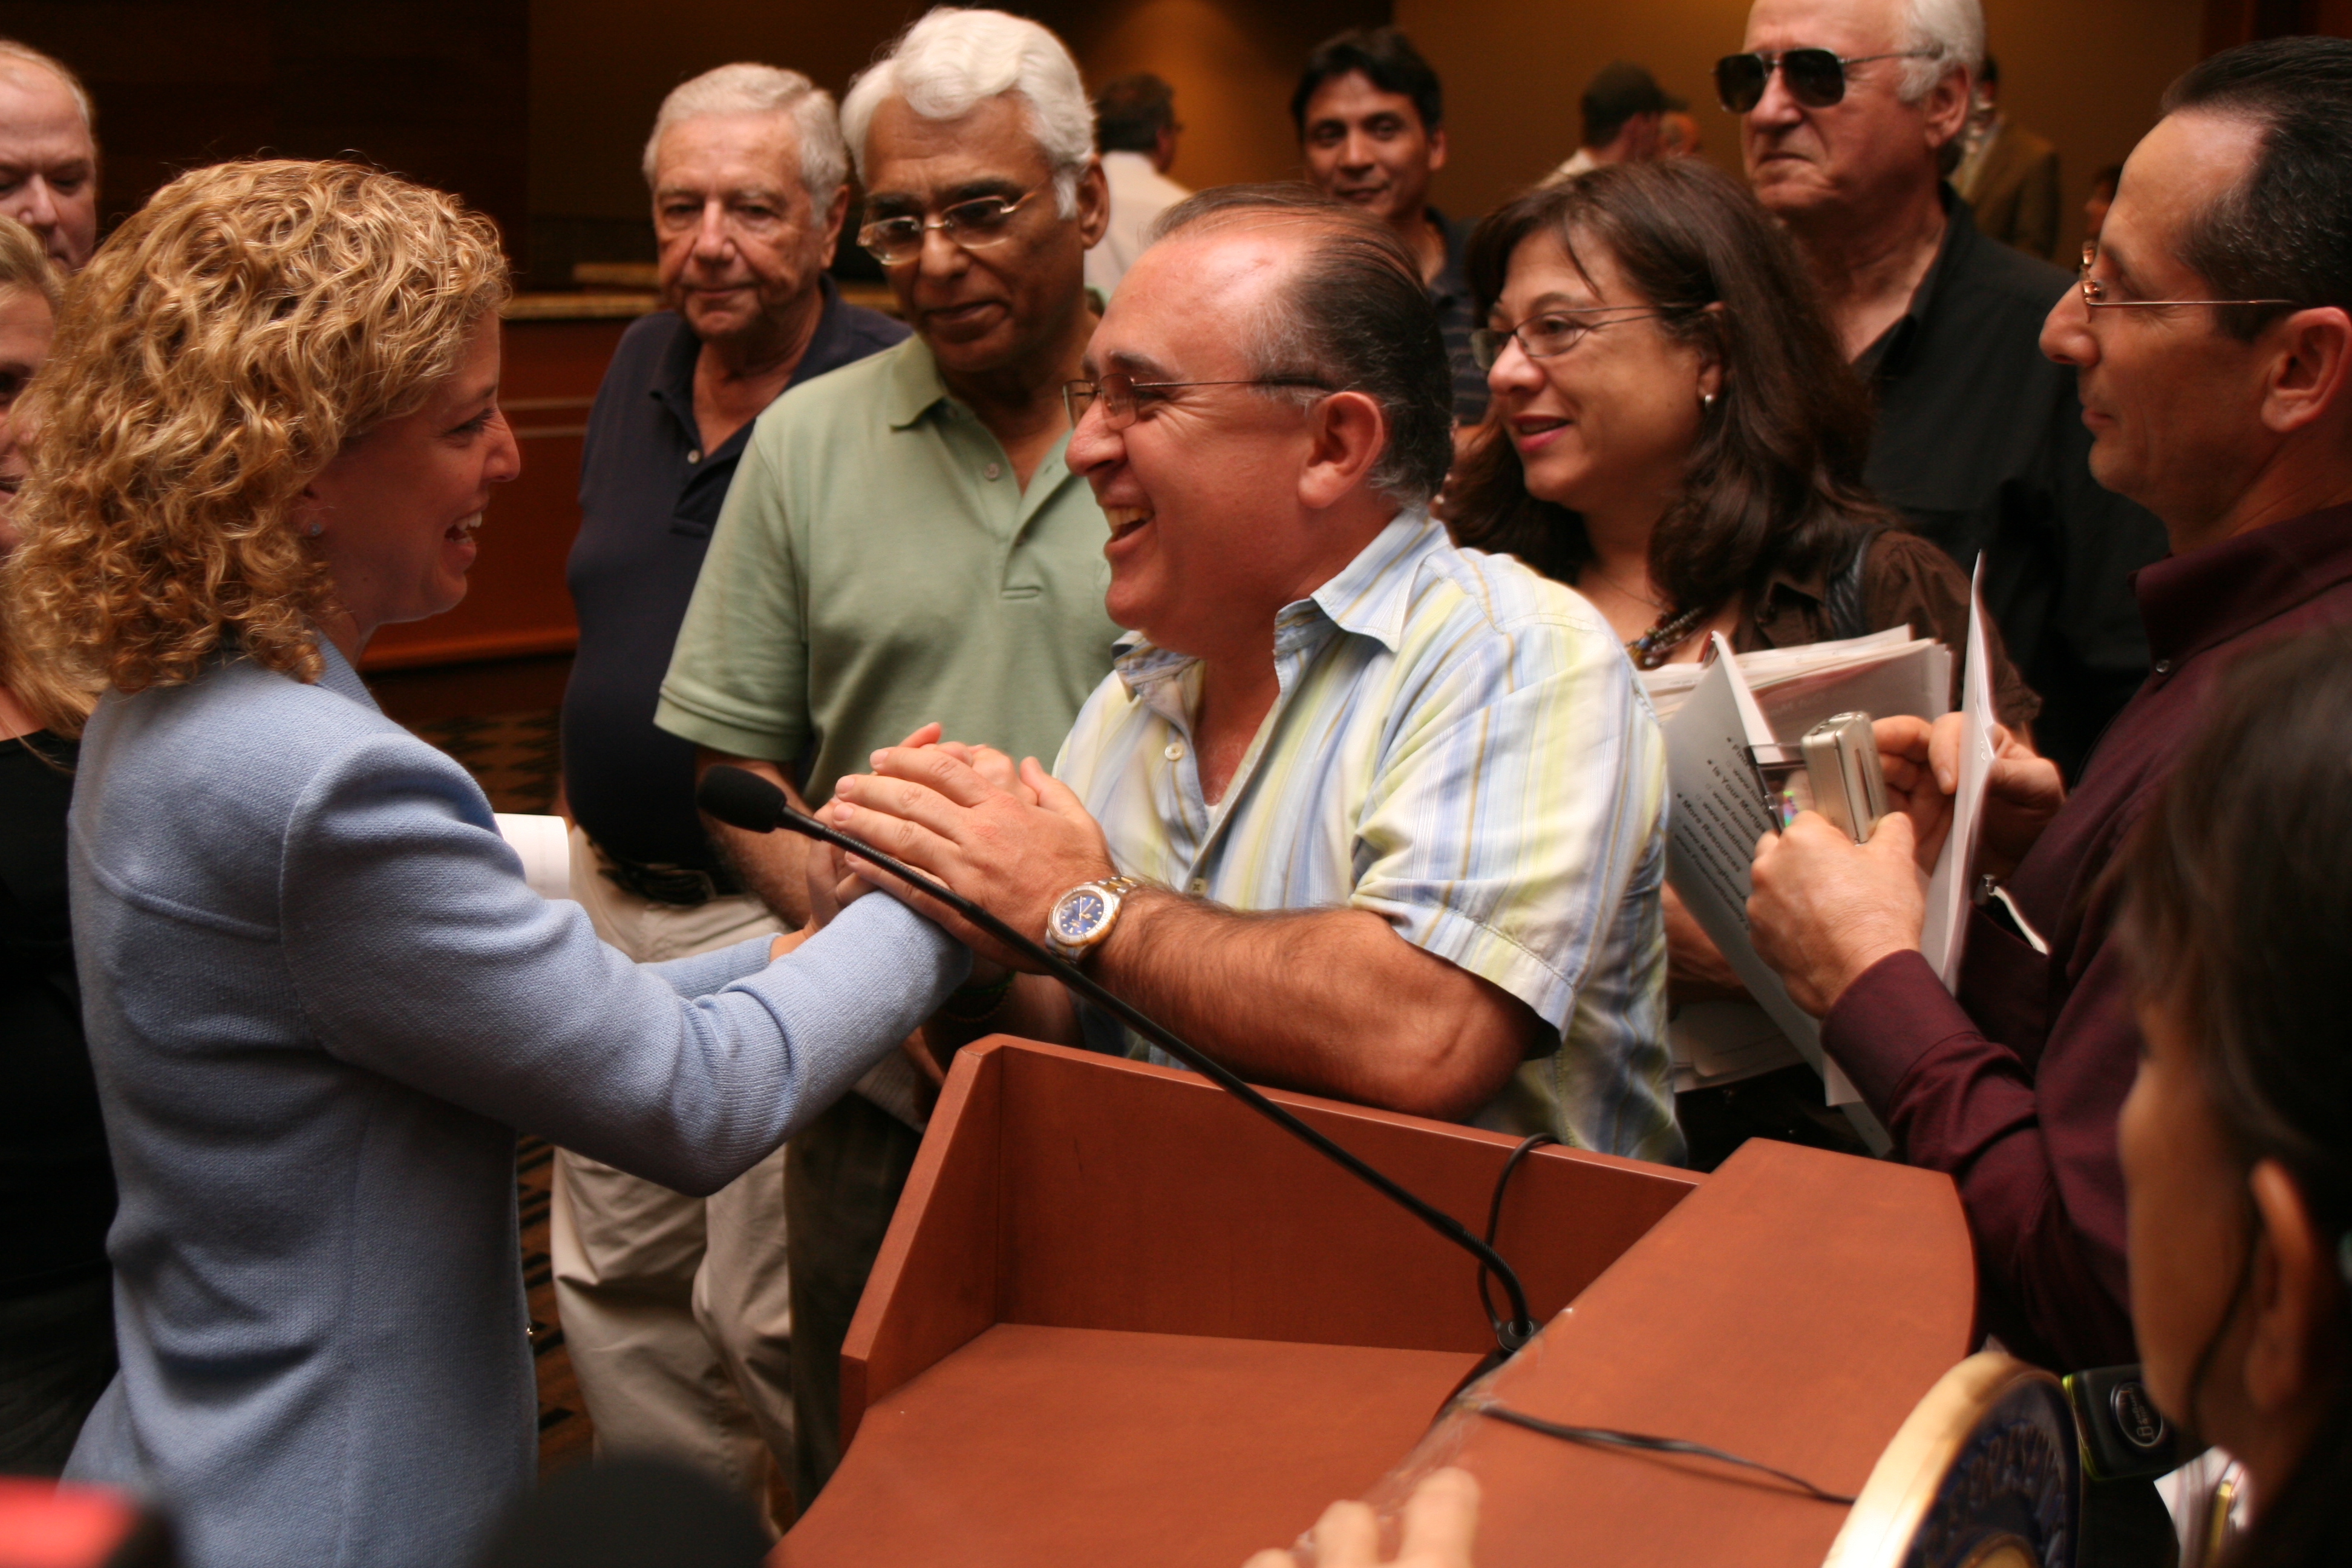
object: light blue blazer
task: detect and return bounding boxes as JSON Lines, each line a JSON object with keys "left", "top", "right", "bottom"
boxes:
{"left": 60, "top": 642, "right": 965, "bottom": 1568}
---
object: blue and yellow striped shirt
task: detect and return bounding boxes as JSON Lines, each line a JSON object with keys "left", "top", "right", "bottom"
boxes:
{"left": 1054, "top": 512, "right": 1679, "bottom": 1162}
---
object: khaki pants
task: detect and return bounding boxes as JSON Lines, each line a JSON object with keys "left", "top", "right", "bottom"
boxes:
{"left": 550, "top": 828, "right": 792, "bottom": 1522}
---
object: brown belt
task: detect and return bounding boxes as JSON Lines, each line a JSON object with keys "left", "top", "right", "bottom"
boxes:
{"left": 595, "top": 846, "right": 747, "bottom": 908}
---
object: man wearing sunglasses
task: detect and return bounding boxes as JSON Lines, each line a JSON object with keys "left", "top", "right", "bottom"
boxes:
{"left": 1748, "top": 38, "right": 2352, "bottom": 1521}
{"left": 1727, "top": 0, "right": 2166, "bottom": 787}
{"left": 653, "top": 8, "right": 1124, "bottom": 1508}
{"left": 825, "top": 188, "right": 1679, "bottom": 1171}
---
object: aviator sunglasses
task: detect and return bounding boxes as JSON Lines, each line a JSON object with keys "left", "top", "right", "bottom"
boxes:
{"left": 1713, "top": 48, "right": 1935, "bottom": 113}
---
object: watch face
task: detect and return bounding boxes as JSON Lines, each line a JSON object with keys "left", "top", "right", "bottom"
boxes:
{"left": 1053, "top": 889, "right": 1108, "bottom": 943}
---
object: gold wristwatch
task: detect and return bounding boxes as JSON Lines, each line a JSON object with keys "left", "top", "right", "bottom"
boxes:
{"left": 1044, "top": 876, "right": 1145, "bottom": 963}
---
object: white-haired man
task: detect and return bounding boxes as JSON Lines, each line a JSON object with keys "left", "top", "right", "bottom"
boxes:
{"left": 554, "top": 62, "right": 905, "bottom": 1524}
{"left": 654, "top": 9, "right": 1121, "bottom": 1503}
{"left": 0, "top": 39, "right": 97, "bottom": 270}
{"left": 1726, "top": 0, "right": 2164, "bottom": 784}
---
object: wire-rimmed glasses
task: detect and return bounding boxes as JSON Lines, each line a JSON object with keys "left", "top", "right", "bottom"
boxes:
{"left": 1062, "top": 371, "right": 1337, "bottom": 431}
{"left": 858, "top": 182, "right": 1049, "bottom": 266}
{"left": 1469, "top": 305, "right": 1694, "bottom": 371}
{"left": 2075, "top": 241, "right": 2298, "bottom": 312}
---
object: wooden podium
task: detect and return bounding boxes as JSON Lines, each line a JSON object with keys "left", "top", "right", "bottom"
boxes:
{"left": 777, "top": 1039, "right": 1975, "bottom": 1567}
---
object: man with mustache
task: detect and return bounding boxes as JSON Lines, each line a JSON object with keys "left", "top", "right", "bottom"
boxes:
{"left": 554, "top": 64, "right": 905, "bottom": 1527}
{"left": 1728, "top": 0, "right": 2165, "bottom": 782}
{"left": 653, "top": 9, "right": 1123, "bottom": 1506}
{"left": 1294, "top": 27, "right": 1488, "bottom": 428}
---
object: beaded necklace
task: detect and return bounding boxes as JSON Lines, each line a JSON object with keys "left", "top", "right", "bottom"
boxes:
{"left": 1625, "top": 604, "right": 1708, "bottom": 670}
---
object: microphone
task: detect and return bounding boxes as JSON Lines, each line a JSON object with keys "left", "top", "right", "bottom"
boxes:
{"left": 697, "top": 763, "right": 1541, "bottom": 1357}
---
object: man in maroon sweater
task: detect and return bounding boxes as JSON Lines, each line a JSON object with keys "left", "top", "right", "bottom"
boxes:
{"left": 1748, "top": 36, "right": 2352, "bottom": 1374}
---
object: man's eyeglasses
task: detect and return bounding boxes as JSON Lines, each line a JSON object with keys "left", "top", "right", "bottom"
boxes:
{"left": 1713, "top": 48, "right": 1936, "bottom": 113}
{"left": 858, "top": 182, "right": 1048, "bottom": 266}
{"left": 1062, "top": 371, "right": 1336, "bottom": 431}
{"left": 2076, "top": 241, "right": 2298, "bottom": 312}
{"left": 1469, "top": 305, "right": 1693, "bottom": 370}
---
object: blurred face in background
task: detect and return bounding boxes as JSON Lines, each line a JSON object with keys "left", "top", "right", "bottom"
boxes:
{"left": 1299, "top": 71, "right": 1446, "bottom": 234}
{"left": 0, "top": 280, "right": 54, "bottom": 548}
{"left": 652, "top": 112, "right": 846, "bottom": 349}
{"left": 0, "top": 64, "right": 95, "bottom": 271}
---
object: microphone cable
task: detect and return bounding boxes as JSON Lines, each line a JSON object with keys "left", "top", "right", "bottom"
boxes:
{"left": 696, "top": 764, "right": 1543, "bottom": 1358}
{"left": 1452, "top": 1131, "right": 1857, "bottom": 1507}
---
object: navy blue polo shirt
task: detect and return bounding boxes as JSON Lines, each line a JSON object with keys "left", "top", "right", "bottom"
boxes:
{"left": 561, "top": 279, "right": 907, "bottom": 870}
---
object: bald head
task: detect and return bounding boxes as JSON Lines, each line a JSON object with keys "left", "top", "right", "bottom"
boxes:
{"left": 1148, "top": 185, "right": 1454, "bottom": 506}
{"left": 0, "top": 50, "right": 96, "bottom": 270}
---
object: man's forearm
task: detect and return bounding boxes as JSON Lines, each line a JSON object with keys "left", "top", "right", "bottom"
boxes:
{"left": 1083, "top": 890, "right": 1535, "bottom": 1122}
{"left": 1821, "top": 949, "right": 2136, "bottom": 1369}
{"left": 694, "top": 750, "right": 812, "bottom": 926}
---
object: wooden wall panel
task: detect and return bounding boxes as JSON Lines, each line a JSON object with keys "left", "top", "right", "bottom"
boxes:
{"left": 0, "top": 1, "right": 531, "bottom": 271}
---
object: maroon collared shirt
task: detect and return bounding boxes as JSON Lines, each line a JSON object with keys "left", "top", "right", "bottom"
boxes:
{"left": 1821, "top": 503, "right": 2352, "bottom": 1371}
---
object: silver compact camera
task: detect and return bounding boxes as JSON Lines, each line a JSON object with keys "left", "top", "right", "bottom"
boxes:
{"left": 1798, "top": 712, "right": 1889, "bottom": 843}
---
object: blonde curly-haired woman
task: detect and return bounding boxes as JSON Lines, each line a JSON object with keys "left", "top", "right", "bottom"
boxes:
{"left": 2, "top": 162, "right": 965, "bottom": 1568}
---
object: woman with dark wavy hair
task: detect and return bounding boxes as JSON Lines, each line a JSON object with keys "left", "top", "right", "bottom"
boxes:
{"left": 1452, "top": 158, "right": 2039, "bottom": 1165}
{"left": 2114, "top": 627, "right": 2352, "bottom": 1568}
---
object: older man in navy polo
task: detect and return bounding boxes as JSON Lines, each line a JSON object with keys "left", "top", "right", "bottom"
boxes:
{"left": 552, "top": 62, "right": 903, "bottom": 1528}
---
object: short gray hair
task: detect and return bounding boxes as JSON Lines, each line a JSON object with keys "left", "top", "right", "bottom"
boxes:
{"left": 840, "top": 8, "right": 1094, "bottom": 218}
{"left": 641, "top": 63, "right": 848, "bottom": 211}
{"left": 1150, "top": 186, "right": 1454, "bottom": 511}
{"left": 0, "top": 38, "right": 95, "bottom": 142}
{"left": 1893, "top": 0, "right": 1984, "bottom": 104}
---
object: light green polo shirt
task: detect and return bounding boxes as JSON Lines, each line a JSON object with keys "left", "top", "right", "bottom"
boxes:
{"left": 655, "top": 335, "right": 1123, "bottom": 806}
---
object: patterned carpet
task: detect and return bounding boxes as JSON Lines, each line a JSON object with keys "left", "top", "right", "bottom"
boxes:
{"left": 403, "top": 708, "right": 595, "bottom": 1479}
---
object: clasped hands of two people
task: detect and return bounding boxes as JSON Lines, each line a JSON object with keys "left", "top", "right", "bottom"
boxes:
{"left": 788, "top": 718, "right": 1122, "bottom": 977}
{"left": 1747, "top": 713, "right": 2066, "bottom": 1018}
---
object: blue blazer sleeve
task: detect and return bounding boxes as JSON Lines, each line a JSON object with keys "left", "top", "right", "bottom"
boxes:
{"left": 276, "top": 730, "right": 965, "bottom": 1194}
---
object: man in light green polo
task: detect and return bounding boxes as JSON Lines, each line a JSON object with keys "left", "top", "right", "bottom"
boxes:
{"left": 652, "top": 6, "right": 1121, "bottom": 1509}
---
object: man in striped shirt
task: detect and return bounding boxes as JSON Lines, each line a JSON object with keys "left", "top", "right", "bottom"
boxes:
{"left": 827, "top": 188, "right": 1679, "bottom": 1161}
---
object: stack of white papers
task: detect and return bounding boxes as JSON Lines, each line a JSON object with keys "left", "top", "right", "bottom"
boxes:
{"left": 1644, "top": 567, "right": 1996, "bottom": 1155}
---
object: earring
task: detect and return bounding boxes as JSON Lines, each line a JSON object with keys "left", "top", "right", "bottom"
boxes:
{"left": 1701, "top": 391, "right": 1719, "bottom": 412}
{"left": 305, "top": 522, "right": 323, "bottom": 538}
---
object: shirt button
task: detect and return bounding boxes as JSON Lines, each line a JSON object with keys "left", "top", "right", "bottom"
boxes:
{"left": 984, "top": 462, "right": 1002, "bottom": 480}
{"left": 1163, "top": 742, "right": 1185, "bottom": 761}
{"left": 1188, "top": 878, "right": 1207, "bottom": 895}
{"left": 687, "top": 449, "right": 701, "bottom": 464}
{"left": 2152, "top": 658, "right": 2174, "bottom": 676}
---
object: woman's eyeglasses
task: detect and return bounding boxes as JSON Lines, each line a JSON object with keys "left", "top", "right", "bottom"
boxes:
{"left": 1062, "top": 371, "right": 1335, "bottom": 431}
{"left": 1469, "top": 305, "right": 1693, "bottom": 371}
{"left": 1713, "top": 48, "right": 1936, "bottom": 113}
{"left": 858, "top": 183, "right": 1048, "bottom": 266}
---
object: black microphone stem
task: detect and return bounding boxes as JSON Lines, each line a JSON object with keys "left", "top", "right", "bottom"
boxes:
{"left": 773, "top": 803, "right": 1540, "bottom": 1353}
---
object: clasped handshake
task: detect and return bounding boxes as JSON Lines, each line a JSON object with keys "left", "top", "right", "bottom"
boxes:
{"left": 804, "top": 721, "right": 1122, "bottom": 975}
{"left": 1747, "top": 711, "right": 2066, "bottom": 1016}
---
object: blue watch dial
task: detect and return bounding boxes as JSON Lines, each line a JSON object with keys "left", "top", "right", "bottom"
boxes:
{"left": 1054, "top": 890, "right": 1108, "bottom": 941}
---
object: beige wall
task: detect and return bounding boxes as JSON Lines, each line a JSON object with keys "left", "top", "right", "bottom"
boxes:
{"left": 529, "top": 0, "right": 1382, "bottom": 224}
{"left": 1397, "top": 0, "right": 2205, "bottom": 253}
